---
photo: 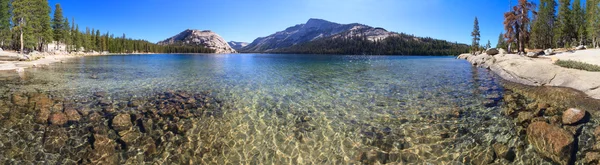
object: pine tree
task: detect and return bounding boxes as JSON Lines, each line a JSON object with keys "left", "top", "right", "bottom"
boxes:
{"left": 497, "top": 32, "right": 507, "bottom": 49}
{"left": 51, "top": 3, "right": 64, "bottom": 50}
{"left": 530, "top": 0, "right": 557, "bottom": 49}
{"left": 0, "top": 0, "right": 10, "bottom": 48}
{"left": 63, "top": 18, "right": 71, "bottom": 51}
{"left": 504, "top": 0, "right": 535, "bottom": 53}
{"left": 556, "top": 0, "right": 575, "bottom": 48}
{"left": 587, "top": 0, "right": 600, "bottom": 48}
{"left": 572, "top": 0, "right": 585, "bottom": 45}
{"left": 485, "top": 40, "right": 491, "bottom": 49}
{"left": 13, "top": 0, "right": 36, "bottom": 53}
{"left": 35, "top": 0, "right": 53, "bottom": 51}
{"left": 95, "top": 29, "right": 100, "bottom": 51}
{"left": 471, "top": 17, "right": 480, "bottom": 54}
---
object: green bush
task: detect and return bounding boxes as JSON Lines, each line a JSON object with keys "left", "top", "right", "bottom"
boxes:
{"left": 555, "top": 60, "right": 600, "bottom": 72}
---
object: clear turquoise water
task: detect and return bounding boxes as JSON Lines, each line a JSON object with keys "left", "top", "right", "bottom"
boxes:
{"left": 0, "top": 54, "right": 538, "bottom": 164}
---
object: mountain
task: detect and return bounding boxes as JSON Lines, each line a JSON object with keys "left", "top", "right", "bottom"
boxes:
{"left": 158, "top": 29, "right": 236, "bottom": 53}
{"left": 239, "top": 18, "right": 399, "bottom": 52}
{"left": 240, "top": 18, "right": 469, "bottom": 55}
{"left": 227, "top": 41, "right": 249, "bottom": 50}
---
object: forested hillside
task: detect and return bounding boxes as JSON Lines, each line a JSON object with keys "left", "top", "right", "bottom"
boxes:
{"left": 272, "top": 33, "right": 470, "bottom": 55}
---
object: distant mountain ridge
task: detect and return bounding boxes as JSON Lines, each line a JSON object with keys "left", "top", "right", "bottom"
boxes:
{"left": 240, "top": 18, "right": 469, "bottom": 55}
{"left": 239, "top": 18, "right": 399, "bottom": 52}
{"left": 227, "top": 41, "right": 249, "bottom": 50}
{"left": 158, "top": 29, "right": 236, "bottom": 53}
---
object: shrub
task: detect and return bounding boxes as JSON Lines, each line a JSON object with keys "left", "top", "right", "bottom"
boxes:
{"left": 555, "top": 60, "right": 600, "bottom": 72}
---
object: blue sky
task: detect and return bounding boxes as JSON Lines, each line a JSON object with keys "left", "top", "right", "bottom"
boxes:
{"left": 48, "top": 0, "right": 524, "bottom": 45}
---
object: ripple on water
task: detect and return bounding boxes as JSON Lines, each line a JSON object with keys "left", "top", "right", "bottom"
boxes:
{"left": 0, "top": 54, "right": 581, "bottom": 164}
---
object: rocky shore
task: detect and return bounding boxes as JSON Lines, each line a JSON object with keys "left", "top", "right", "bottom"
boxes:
{"left": 0, "top": 90, "right": 225, "bottom": 164}
{"left": 458, "top": 49, "right": 600, "bottom": 99}
{"left": 460, "top": 49, "right": 600, "bottom": 164}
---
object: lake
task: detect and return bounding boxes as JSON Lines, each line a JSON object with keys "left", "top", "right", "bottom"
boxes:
{"left": 0, "top": 54, "right": 565, "bottom": 164}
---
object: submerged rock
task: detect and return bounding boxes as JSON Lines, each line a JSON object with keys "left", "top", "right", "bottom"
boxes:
{"left": 562, "top": 108, "right": 586, "bottom": 125}
{"left": 89, "top": 134, "right": 118, "bottom": 164}
{"left": 64, "top": 107, "right": 81, "bottom": 122}
{"left": 527, "top": 122, "right": 574, "bottom": 165}
{"left": 112, "top": 113, "right": 132, "bottom": 131}
{"left": 49, "top": 112, "right": 67, "bottom": 126}
{"left": 11, "top": 93, "right": 28, "bottom": 106}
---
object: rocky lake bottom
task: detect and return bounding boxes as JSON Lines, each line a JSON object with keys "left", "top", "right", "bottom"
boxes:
{"left": 0, "top": 54, "right": 599, "bottom": 164}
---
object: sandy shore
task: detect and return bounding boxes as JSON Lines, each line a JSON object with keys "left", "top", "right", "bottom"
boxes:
{"left": 0, "top": 51, "right": 158, "bottom": 72}
{"left": 458, "top": 49, "right": 600, "bottom": 99}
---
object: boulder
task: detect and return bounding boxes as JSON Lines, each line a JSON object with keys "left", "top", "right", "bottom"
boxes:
{"left": 576, "top": 45, "right": 586, "bottom": 50}
{"left": 493, "top": 143, "right": 515, "bottom": 162}
{"left": 64, "top": 107, "right": 81, "bottom": 122}
{"left": 562, "top": 108, "right": 586, "bottom": 125}
{"left": 111, "top": 113, "right": 132, "bottom": 131}
{"left": 486, "top": 48, "right": 499, "bottom": 55}
{"left": 516, "top": 112, "right": 533, "bottom": 124}
{"left": 89, "top": 134, "right": 118, "bottom": 164}
{"left": 498, "top": 48, "right": 507, "bottom": 55}
{"left": 49, "top": 112, "right": 67, "bottom": 126}
{"left": 525, "top": 52, "right": 539, "bottom": 58}
{"left": 527, "top": 122, "right": 574, "bottom": 165}
{"left": 11, "top": 93, "right": 28, "bottom": 106}
{"left": 544, "top": 49, "right": 555, "bottom": 55}
{"left": 535, "top": 50, "right": 545, "bottom": 56}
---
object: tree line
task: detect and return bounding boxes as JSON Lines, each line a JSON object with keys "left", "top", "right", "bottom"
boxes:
{"left": 475, "top": 0, "right": 600, "bottom": 54}
{"left": 271, "top": 33, "right": 470, "bottom": 56}
{"left": 0, "top": 0, "right": 214, "bottom": 54}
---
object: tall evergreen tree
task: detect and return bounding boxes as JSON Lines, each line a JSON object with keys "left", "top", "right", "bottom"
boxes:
{"left": 485, "top": 40, "right": 491, "bottom": 49}
{"left": 497, "top": 32, "right": 507, "bottom": 49}
{"left": 471, "top": 17, "right": 480, "bottom": 54}
{"left": 0, "top": 0, "right": 10, "bottom": 48}
{"left": 556, "top": 0, "right": 574, "bottom": 48}
{"left": 530, "top": 0, "right": 557, "bottom": 49}
{"left": 35, "top": 0, "right": 53, "bottom": 51}
{"left": 572, "top": 0, "right": 585, "bottom": 45}
{"left": 95, "top": 29, "right": 100, "bottom": 51}
{"left": 62, "top": 18, "right": 71, "bottom": 51}
{"left": 12, "top": 0, "right": 36, "bottom": 53}
{"left": 587, "top": 0, "right": 600, "bottom": 48}
{"left": 51, "top": 3, "right": 64, "bottom": 50}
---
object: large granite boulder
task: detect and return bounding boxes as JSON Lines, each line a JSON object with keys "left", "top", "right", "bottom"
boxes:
{"left": 576, "top": 45, "right": 586, "bottom": 50}
{"left": 486, "top": 48, "right": 499, "bottom": 55}
{"left": 527, "top": 122, "right": 574, "bottom": 165}
{"left": 544, "top": 49, "right": 555, "bottom": 55}
{"left": 498, "top": 48, "right": 507, "bottom": 55}
{"left": 526, "top": 52, "right": 539, "bottom": 58}
{"left": 562, "top": 108, "right": 586, "bottom": 125}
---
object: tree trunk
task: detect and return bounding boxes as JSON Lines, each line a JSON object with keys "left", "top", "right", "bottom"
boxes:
{"left": 19, "top": 29, "right": 23, "bottom": 55}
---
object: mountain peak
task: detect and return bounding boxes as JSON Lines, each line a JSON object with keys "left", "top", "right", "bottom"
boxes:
{"left": 158, "top": 29, "right": 236, "bottom": 53}
{"left": 304, "top": 18, "right": 339, "bottom": 28}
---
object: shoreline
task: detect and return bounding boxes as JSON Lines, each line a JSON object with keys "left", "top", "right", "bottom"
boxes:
{"left": 0, "top": 51, "right": 162, "bottom": 72}
{"left": 458, "top": 49, "right": 600, "bottom": 100}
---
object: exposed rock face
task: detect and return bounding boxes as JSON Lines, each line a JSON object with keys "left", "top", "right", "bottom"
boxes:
{"left": 240, "top": 18, "right": 399, "bottom": 52}
{"left": 562, "top": 108, "right": 586, "bottom": 125}
{"left": 459, "top": 53, "right": 600, "bottom": 99}
{"left": 158, "top": 29, "right": 236, "bottom": 54}
{"left": 227, "top": 41, "right": 249, "bottom": 50}
{"left": 527, "top": 122, "right": 574, "bottom": 165}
